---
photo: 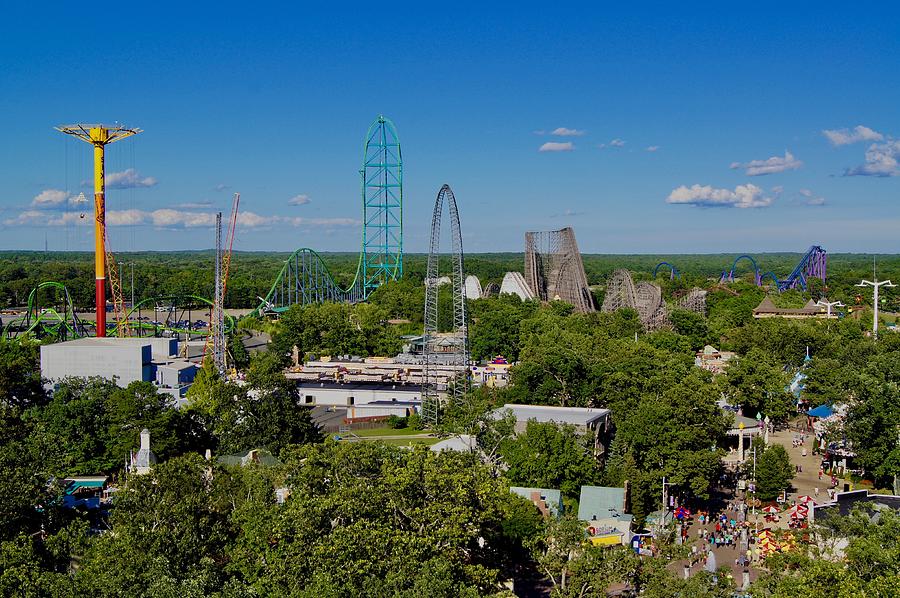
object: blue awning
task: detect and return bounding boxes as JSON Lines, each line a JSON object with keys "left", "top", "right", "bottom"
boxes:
{"left": 807, "top": 404, "right": 833, "bottom": 418}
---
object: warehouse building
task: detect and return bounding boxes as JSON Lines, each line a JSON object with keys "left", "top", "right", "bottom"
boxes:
{"left": 40, "top": 337, "right": 196, "bottom": 401}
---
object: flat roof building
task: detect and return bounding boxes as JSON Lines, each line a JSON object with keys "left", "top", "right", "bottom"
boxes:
{"left": 490, "top": 404, "right": 610, "bottom": 435}
{"left": 41, "top": 337, "right": 156, "bottom": 386}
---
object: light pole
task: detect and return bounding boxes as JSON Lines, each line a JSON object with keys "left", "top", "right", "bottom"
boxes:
{"left": 815, "top": 299, "right": 844, "bottom": 318}
{"left": 746, "top": 446, "right": 759, "bottom": 537}
{"left": 659, "top": 476, "right": 674, "bottom": 539}
{"left": 856, "top": 278, "right": 895, "bottom": 339}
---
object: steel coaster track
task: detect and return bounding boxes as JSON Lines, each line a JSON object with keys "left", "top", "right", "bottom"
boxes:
{"left": 3, "top": 281, "right": 88, "bottom": 341}
{"left": 251, "top": 116, "right": 403, "bottom": 316}
{"left": 124, "top": 295, "right": 235, "bottom": 336}
{"left": 251, "top": 247, "right": 367, "bottom": 317}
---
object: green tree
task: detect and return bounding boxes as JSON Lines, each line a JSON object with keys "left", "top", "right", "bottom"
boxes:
{"left": 0, "top": 340, "right": 46, "bottom": 409}
{"left": 754, "top": 442, "right": 793, "bottom": 501}
{"left": 844, "top": 381, "right": 900, "bottom": 487}
{"left": 723, "top": 348, "right": 794, "bottom": 421}
{"left": 499, "top": 421, "right": 600, "bottom": 499}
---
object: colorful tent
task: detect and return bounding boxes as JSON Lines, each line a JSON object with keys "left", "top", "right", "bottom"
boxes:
{"left": 762, "top": 506, "right": 780, "bottom": 514}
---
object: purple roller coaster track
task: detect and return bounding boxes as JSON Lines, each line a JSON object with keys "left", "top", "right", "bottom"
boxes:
{"left": 719, "top": 246, "right": 827, "bottom": 291}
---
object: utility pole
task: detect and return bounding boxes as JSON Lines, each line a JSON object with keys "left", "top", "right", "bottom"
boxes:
{"left": 815, "top": 299, "right": 844, "bottom": 318}
{"left": 56, "top": 124, "right": 141, "bottom": 336}
{"left": 856, "top": 259, "right": 895, "bottom": 340}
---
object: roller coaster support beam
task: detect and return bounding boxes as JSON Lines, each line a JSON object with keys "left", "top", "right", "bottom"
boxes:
{"left": 56, "top": 124, "right": 141, "bottom": 336}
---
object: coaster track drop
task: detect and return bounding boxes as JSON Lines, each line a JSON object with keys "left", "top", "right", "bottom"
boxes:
{"left": 252, "top": 115, "right": 403, "bottom": 316}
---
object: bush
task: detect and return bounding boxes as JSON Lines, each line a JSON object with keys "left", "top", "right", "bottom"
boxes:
{"left": 386, "top": 415, "right": 407, "bottom": 429}
{"left": 407, "top": 413, "right": 424, "bottom": 431}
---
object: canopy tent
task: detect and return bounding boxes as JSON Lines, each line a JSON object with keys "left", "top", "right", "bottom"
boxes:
{"left": 807, "top": 404, "right": 834, "bottom": 419}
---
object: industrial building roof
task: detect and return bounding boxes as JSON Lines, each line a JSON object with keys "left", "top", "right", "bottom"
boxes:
{"left": 491, "top": 404, "right": 610, "bottom": 426}
{"left": 813, "top": 490, "right": 900, "bottom": 519}
{"left": 295, "top": 381, "right": 423, "bottom": 392}
{"left": 430, "top": 434, "right": 477, "bottom": 453}
{"left": 42, "top": 337, "right": 148, "bottom": 348}
{"left": 578, "top": 485, "right": 628, "bottom": 521}
{"left": 355, "top": 399, "right": 422, "bottom": 407}
{"left": 155, "top": 360, "right": 197, "bottom": 371}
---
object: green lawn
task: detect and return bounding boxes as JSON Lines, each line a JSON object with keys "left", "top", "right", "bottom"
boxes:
{"left": 352, "top": 427, "right": 429, "bottom": 437}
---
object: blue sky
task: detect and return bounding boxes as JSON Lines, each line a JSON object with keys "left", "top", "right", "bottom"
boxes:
{"left": 1, "top": 2, "right": 898, "bottom": 254}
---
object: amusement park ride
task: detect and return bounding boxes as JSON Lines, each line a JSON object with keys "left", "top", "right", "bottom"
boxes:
{"left": 715, "top": 246, "right": 828, "bottom": 291}
{"left": 4, "top": 114, "right": 839, "bottom": 362}
{"left": 4, "top": 116, "right": 405, "bottom": 350}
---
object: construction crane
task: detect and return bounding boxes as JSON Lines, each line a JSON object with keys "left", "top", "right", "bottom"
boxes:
{"left": 56, "top": 124, "right": 141, "bottom": 337}
{"left": 205, "top": 193, "right": 240, "bottom": 371}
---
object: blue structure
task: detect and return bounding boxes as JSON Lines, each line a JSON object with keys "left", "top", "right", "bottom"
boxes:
{"left": 254, "top": 116, "right": 403, "bottom": 315}
{"left": 721, "top": 255, "right": 761, "bottom": 285}
{"left": 361, "top": 116, "right": 403, "bottom": 295}
{"left": 720, "top": 246, "right": 827, "bottom": 292}
{"left": 653, "top": 262, "right": 680, "bottom": 280}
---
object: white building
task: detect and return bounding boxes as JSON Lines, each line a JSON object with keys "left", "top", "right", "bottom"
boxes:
{"left": 40, "top": 337, "right": 196, "bottom": 401}
{"left": 296, "top": 381, "right": 422, "bottom": 407}
{"left": 129, "top": 428, "right": 157, "bottom": 475}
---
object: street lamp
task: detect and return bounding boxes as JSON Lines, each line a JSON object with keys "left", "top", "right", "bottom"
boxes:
{"left": 856, "top": 279, "right": 895, "bottom": 339}
{"left": 815, "top": 299, "right": 844, "bottom": 318}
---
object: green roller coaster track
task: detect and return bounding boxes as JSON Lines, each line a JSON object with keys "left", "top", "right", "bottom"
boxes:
{"left": 251, "top": 115, "right": 403, "bottom": 317}
{"left": 4, "top": 285, "right": 233, "bottom": 342}
{"left": 7, "top": 117, "right": 401, "bottom": 340}
{"left": 3, "top": 281, "right": 87, "bottom": 341}
{"left": 123, "top": 295, "right": 235, "bottom": 337}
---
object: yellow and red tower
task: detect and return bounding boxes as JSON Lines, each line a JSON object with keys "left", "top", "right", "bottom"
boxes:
{"left": 56, "top": 124, "right": 141, "bottom": 336}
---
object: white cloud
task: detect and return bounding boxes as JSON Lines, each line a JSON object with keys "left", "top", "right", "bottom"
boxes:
{"left": 3, "top": 208, "right": 360, "bottom": 229}
{"left": 843, "top": 140, "right": 900, "bottom": 177}
{"left": 106, "top": 209, "right": 147, "bottom": 226}
{"left": 4, "top": 210, "right": 46, "bottom": 226}
{"left": 173, "top": 202, "right": 212, "bottom": 209}
{"left": 799, "top": 189, "right": 825, "bottom": 206}
{"left": 646, "top": 146, "right": 660, "bottom": 152}
{"left": 31, "top": 189, "right": 69, "bottom": 207}
{"left": 823, "top": 125, "right": 884, "bottom": 146}
{"left": 104, "top": 168, "right": 158, "bottom": 189}
{"left": 550, "top": 208, "right": 585, "bottom": 218}
{"left": 598, "top": 139, "right": 625, "bottom": 149}
{"left": 213, "top": 183, "right": 230, "bottom": 192}
{"left": 550, "top": 127, "right": 585, "bottom": 137}
{"left": 150, "top": 209, "right": 217, "bottom": 228}
{"left": 730, "top": 151, "right": 803, "bottom": 176}
{"left": 539, "top": 142, "right": 574, "bottom": 152}
{"left": 288, "top": 194, "right": 311, "bottom": 206}
{"left": 666, "top": 183, "right": 774, "bottom": 208}
{"left": 282, "top": 216, "right": 360, "bottom": 227}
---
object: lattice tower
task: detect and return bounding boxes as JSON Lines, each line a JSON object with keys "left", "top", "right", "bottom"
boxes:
{"left": 422, "top": 184, "right": 468, "bottom": 425}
